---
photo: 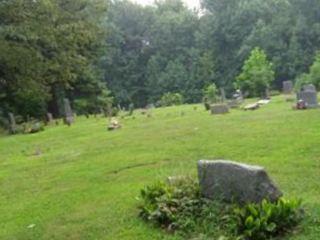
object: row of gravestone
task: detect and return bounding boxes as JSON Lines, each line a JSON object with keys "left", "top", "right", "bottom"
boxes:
{"left": 209, "top": 88, "right": 245, "bottom": 115}
{"left": 211, "top": 81, "right": 319, "bottom": 115}
{"left": 8, "top": 98, "right": 75, "bottom": 133}
{"left": 283, "top": 81, "right": 319, "bottom": 109}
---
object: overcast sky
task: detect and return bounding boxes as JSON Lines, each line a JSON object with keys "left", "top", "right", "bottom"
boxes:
{"left": 133, "top": 0, "right": 200, "bottom": 9}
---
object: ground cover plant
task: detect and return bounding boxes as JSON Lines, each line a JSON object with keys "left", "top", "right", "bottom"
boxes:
{"left": 0, "top": 96, "right": 319, "bottom": 239}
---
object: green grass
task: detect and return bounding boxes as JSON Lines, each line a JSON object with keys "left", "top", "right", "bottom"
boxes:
{"left": 0, "top": 95, "right": 320, "bottom": 239}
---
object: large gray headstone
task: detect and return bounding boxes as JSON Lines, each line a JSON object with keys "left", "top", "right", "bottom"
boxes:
{"left": 197, "top": 160, "right": 282, "bottom": 204}
{"left": 8, "top": 113, "right": 16, "bottom": 133}
{"left": 297, "top": 84, "right": 318, "bottom": 108}
{"left": 63, "top": 98, "right": 74, "bottom": 125}
{"left": 210, "top": 104, "right": 229, "bottom": 115}
{"left": 283, "top": 81, "right": 293, "bottom": 94}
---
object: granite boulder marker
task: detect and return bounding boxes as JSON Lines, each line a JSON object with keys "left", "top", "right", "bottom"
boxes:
{"left": 297, "top": 84, "right": 318, "bottom": 108}
{"left": 197, "top": 160, "right": 282, "bottom": 204}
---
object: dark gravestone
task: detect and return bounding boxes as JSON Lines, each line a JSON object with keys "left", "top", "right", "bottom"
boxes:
{"left": 264, "top": 88, "right": 270, "bottom": 99}
{"left": 63, "top": 98, "right": 74, "bottom": 125}
{"left": 297, "top": 84, "right": 318, "bottom": 108}
{"left": 8, "top": 113, "right": 16, "bottom": 133}
{"left": 197, "top": 160, "right": 282, "bottom": 204}
{"left": 283, "top": 81, "right": 293, "bottom": 94}
{"left": 211, "top": 104, "right": 229, "bottom": 115}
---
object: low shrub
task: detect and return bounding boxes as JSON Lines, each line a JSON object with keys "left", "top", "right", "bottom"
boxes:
{"left": 22, "top": 121, "right": 45, "bottom": 134}
{"left": 160, "top": 93, "right": 183, "bottom": 107}
{"left": 203, "top": 83, "right": 218, "bottom": 104}
{"left": 139, "top": 177, "right": 236, "bottom": 238}
{"left": 235, "top": 198, "right": 303, "bottom": 240}
{"left": 139, "top": 177, "right": 304, "bottom": 239}
{"left": 269, "top": 90, "right": 281, "bottom": 96}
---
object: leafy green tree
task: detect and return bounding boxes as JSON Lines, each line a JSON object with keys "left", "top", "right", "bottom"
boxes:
{"left": 307, "top": 53, "right": 320, "bottom": 89}
{"left": 0, "top": 0, "right": 108, "bottom": 119}
{"left": 203, "top": 84, "right": 218, "bottom": 103}
{"left": 294, "top": 73, "right": 311, "bottom": 91}
{"left": 236, "top": 48, "right": 274, "bottom": 97}
{"left": 295, "top": 53, "right": 320, "bottom": 90}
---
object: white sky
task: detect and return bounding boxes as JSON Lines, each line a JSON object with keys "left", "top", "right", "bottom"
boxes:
{"left": 133, "top": 0, "right": 200, "bottom": 9}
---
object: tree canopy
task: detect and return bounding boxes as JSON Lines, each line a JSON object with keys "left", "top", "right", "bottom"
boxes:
{"left": 1, "top": 0, "right": 320, "bottom": 120}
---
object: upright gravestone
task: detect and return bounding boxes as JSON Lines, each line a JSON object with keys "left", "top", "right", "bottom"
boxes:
{"left": 297, "top": 84, "right": 318, "bottom": 108}
{"left": 264, "top": 88, "right": 270, "bottom": 99}
{"left": 220, "top": 88, "right": 226, "bottom": 103}
{"left": 8, "top": 113, "right": 16, "bottom": 133}
{"left": 63, "top": 98, "right": 74, "bottom": 125}
{"left": 283, "top": 81, "right": 293, "bottom": 94}
{"left": 46, "top": 113, "right": 53, "bottom": 124}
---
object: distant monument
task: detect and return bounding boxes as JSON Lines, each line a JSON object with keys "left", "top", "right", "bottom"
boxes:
{"left": 8, "top": 113, "right": 16, "bottom": 133}
{"left": 297, "top": 84, "right": 318, "bottom": 108}
{"left": 228, "top": 89, "right": 243, "bottom": 108}
{"left": 283, "top": 81, "right": 293, "bottom": 94}
{"left": 46, "top": 113, "right": 53, "bottom": 124}
{"left": 220, "top": 88, "right": 226, "bottom": 103}
{"left": 63, "top": 98, "right": 74, "bottom": 125}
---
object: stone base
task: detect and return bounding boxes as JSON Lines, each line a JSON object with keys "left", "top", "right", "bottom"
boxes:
{"left": 210, "top": 104, "right": 229, "bottom": 115}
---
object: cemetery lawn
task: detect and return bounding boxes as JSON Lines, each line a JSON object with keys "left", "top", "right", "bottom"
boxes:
{"left": 1, "top": 95, "right": 320, "bottom": 240}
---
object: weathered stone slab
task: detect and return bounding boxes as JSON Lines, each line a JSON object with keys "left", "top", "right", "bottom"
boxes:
{"left": 210, "top": 104, "right": 229, "bottom": 115}
{"left": 283, "top": 81, "right": 293, "bottom": 94}
{"left": 244, "top": 103, "right": 260, "bottom": 111}
{"left": 197, "top": 160, "right": 282, "bottom": 204}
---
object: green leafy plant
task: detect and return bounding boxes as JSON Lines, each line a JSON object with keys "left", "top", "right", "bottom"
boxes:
{"left": 203, "top": 83, "right": 218, "bottom": 104}
{"left": 235, "top": 198, "right": 303, "bottom": 240}
{"left": 236, "top": 47, "right": 274, "bottom": 98}
{"left": 139, "top": 177, "right": 236, "bottom": 238}
{"left": 160, "top": 93, "right": 183, "bottom": 107}
{"left": 139, "top": 177, "right": 304, "bottom": 239}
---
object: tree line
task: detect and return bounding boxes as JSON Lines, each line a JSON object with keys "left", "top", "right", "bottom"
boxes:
{"left": 1, "top": 0, "right": 320, "bottom": 121}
